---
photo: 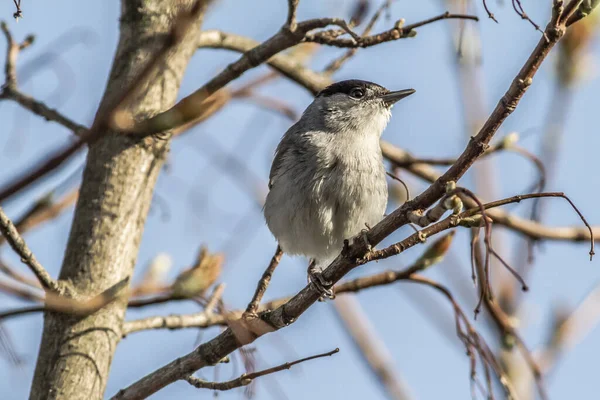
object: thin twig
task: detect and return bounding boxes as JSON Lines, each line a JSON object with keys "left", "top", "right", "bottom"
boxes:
{"left": 0, "top": 258, "right": 41, "bottom": 288}
{"left": 11, "top": 0, "right": 22, "bottom": 20}
{"left": 0, "top": 189, "right": 78, "bottom": 246}
{"left": 381, "top": 141, "right": 598, "bottom": 243}
{"left": 285, "top": 0, "right": 300, "bottom": 31}
{"left": 0, "top": 206, "right": 59, "bottom": 292}
{"left": 244, "top": 246, "right": 283, "bottom": 316}
{"left": 406, "top": 275, "right": 517, "bottom": 399}
{"left": 185, "top": 348, "right": 339, "bottom": 391}
{"left": 512, "top": 0, "right": 544, "bottom": 34}
{"left": 0, "top": 88, "right": 88, "bottom": 135}
{"left": 482, "top": 0, "right": 499, "bottom": 23}
{"left": 306, "top": 12, "right": 479, "bottom": 47}
{"left": 365, "top": 191, "right": 594, "bottom": 265}
{"left": 323, "top": 0, "right": 392, "bottom": 74}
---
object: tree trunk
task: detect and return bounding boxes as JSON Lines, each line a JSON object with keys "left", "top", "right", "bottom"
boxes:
{"left": 29, "top": 1, "right": 204, "bottom": 399}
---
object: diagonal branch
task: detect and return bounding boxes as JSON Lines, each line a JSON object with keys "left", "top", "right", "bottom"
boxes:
{"left": 0, "top": 88, "right": 88, "bottom": 135}
{"left": 285, "top": 0, "right": 300, "bottom": 32}
{"left": 0, "top": 206, "right": 59, "bottom": 292}
{"left": 0, "top": 22, "right": 86, "bottom": 135}
{"left": 197, "top": 30, "right": 330, "bottom": 94}
{"left": 244, "top": 246, "right": 283, "bottom": 317}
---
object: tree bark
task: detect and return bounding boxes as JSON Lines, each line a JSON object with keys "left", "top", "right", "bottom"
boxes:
{"left": 29, "top": 1, "right": 204, "bottom": 399}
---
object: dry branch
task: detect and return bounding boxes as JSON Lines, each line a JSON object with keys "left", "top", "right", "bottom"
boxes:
{"left": 244, "top": 246, "right": 283, "bottom": 316}
{"left": 0, "top": 206, "right": 59, "bottom": 292}
{"left": 185, "top": 347, "right": 339, "bottom": 391}
{"left": 305, "top": 12, "right": 478, "bottom": 47}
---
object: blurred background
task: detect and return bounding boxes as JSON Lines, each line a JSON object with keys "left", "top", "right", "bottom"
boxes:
{"left": 0, "top": 0, "right": 599, "bottom": 399}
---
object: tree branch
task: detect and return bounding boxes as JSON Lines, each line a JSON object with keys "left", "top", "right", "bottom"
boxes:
{"left": 0, "top": 189, "right": 78, "bottom": 247}
{"left": 0, "top": 88, "right": 88, "bottom": 135}
{"left": 244, "top": 246, "right": 283, "bottom": 316}
{"left": 285, "top": 0, "right": 300, "bottom": 32}
{"left": 184, "top": 347, "right": 339, "bottom": 391}
{"left": 304, "top": 12, "right": 478, "bottom": 47}
{"left": 380, "top": 142, "right": 599, "bottom": 243}
{"left": 0, "top": 206, "right": 59, "bottom": 292}
{"left": 196, "top": 30, "right": 330, "bottom": 94}
{"left": 0, "top": 22, "right": 87, "bottom": 135}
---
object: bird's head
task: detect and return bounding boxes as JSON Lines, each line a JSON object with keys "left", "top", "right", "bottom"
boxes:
{"left": 305, "top": 79, "right": 415, "bottom": 136}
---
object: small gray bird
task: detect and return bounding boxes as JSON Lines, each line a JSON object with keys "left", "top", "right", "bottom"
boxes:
{"left": 264, "top": 79, "right": 415, "bottom": 296}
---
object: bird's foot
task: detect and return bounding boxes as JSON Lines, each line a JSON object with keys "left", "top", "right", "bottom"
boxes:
{"left": 361, "top": 223, "right": 373, "bottom": 252}
{"left": 307, "top": 262, "right": 335, "bottom": 301}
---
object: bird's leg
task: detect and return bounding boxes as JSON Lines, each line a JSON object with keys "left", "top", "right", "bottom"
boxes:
{"left": 307, "top": 259, "right": 335, "bottom": 300}
{"left": 342, "top": 239, "right": 351, "bottom": 256}
{"left": 361, "top": 223, "right": 373, "bottom": 252}
{"left": 408, "top": 181, "right": 463, "bottom": 228}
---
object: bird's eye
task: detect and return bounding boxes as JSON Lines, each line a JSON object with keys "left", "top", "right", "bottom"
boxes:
{"left": 349, "top": 88, "right": 365, "bottom": 99}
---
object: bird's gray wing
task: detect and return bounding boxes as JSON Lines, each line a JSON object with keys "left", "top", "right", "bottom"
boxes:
{"left": 268, "top": 124, "right": 304, "bottom": 190}
{"left": 268, "top": 135, "right": 292, "bottom": 190}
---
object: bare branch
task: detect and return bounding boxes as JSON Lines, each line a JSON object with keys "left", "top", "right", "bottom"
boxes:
{"left": 305, "top": 12, "right": 479, "bottom": 48}
{"left": 323, "top": 0, "right": 392, "bottom": 74}
{"left": 244, "top": 246, "right": 283, "bottom": 317}
{"left": 512, "top": 0, "right": 544, "bottom": 34}
{"left": 0, "top": 88, "right": 88, "bottom": 135}
{"left": 0, "top": 190, "right": 78, "bottom": 247}
{"left": 285, "top": 0, "right": 300, "bottom": 32}
{"left": 11, "top": 1, "right": 23, "bottom": 20}
{"left": 184, "top": 348, "right": 339, "bottom": 391}
{"left": 122, "top": 285, "right": 226, "bottom": 337}
{"left": 121, "top": 235, "right": 455, "bottom": 336}
{"left": 0, "top": 21, "right": 86, "bottom": 135}
{"left": 0, "top": 206, "right": 59, "bottom": 292}
{"left": 364, "top": 191, "right": 595, "bottom": 265}
{"left": 381, "top": 142, "right": 599, "bottom": 243}
{"left": 0, "top": 258, "right": 41, "bottom": 288}
{"left": 482, "top": 0, "right": 499, "bottom": 23}
{"left": 406, "top": 275, "right": 518, "bottom": 398}
{"left": 197, "top": 30, "right": 331, "bottom": 94}
{"left": 0, "top": 278, "right": 128, "bottom": 317}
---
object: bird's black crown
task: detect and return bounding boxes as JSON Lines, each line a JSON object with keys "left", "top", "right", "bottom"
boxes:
{"left": 317, "top": 79, "right": 389, "bottom": 98}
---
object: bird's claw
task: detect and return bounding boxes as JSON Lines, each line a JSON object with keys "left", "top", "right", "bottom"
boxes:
{"left": 308, "top": 267, "right": 335, "bottom": 300}
{"left": 361, "top": 230, "right": 372, "bottom": 252}
{"left": 361, "top": 223, "right": 373, "bottom": 252}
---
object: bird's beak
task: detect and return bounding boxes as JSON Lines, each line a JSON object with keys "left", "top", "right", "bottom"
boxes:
{"left": 380, "top": 89, "right": 416, "bottom": 106}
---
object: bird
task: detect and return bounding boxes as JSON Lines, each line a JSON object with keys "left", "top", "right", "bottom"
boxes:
{"left": 263, "top": 79, "right": 415, "bottom": 297}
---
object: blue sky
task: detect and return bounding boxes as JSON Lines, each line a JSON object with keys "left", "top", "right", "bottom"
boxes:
{"left": 0, "top": 1, "right": 599, "bottom": 399}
